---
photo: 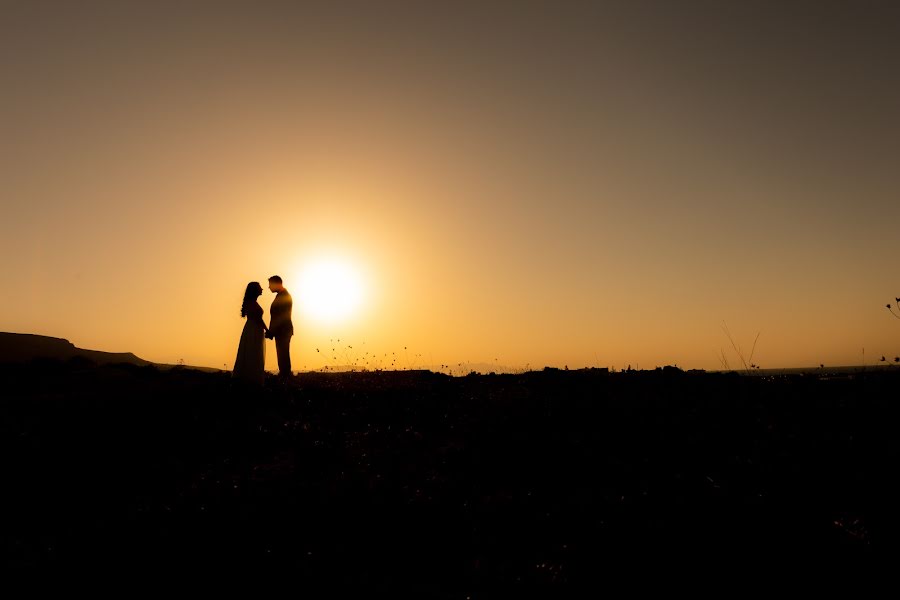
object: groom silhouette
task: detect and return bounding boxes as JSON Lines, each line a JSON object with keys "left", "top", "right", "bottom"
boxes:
{"left": 266, "top": 275, "right": 293, "bottom": 377}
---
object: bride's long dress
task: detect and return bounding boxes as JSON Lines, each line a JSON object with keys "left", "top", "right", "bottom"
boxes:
{"left": 233, "top": 302, "right": 266, "bottom": 384}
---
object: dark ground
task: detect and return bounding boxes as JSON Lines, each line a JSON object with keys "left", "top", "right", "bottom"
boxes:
{"left": 2, "top": 361, "right": 898, "bottom": 586}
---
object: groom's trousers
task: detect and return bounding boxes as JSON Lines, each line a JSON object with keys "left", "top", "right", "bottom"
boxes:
{"left": 275, "top": 335, "right": 292, "bottom": 376}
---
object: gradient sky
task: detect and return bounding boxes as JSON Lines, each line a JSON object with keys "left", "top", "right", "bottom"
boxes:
{"left": 2, "top": 1, "right": 898, "bottom": 372}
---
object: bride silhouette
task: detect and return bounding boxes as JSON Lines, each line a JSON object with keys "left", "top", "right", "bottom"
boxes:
{"left": 232, "top": 282, "right": 269, "bottom": 385}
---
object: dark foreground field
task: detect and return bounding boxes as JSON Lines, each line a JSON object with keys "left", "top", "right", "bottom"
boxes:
{"left": 3, "top": 362, "right": 899, "bottom": 585}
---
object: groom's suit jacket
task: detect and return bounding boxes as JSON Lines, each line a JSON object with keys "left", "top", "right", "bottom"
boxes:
{"left": 270, "top": 290, "right": 294, "bottom": 339}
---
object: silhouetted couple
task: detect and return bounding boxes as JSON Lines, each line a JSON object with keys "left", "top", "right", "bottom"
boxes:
{"left": 232, "top": 275, "right": 293, "bottom": 385}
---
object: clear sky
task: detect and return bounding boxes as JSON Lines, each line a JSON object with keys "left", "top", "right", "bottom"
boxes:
{"left": 2, "top": 1, "right": 898, "bottom": 371}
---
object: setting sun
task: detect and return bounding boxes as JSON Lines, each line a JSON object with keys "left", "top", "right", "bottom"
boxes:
{"left": 296, "top": 258, "right": 365, "bottom": 324}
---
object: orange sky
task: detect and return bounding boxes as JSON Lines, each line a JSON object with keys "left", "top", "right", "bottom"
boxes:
{"left": 2, "top": 1, "right": 898, "bottom": 372}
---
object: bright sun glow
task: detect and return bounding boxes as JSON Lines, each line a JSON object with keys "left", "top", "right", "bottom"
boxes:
{"left": 297, "top": 258, "right": 365, "bottom": 323}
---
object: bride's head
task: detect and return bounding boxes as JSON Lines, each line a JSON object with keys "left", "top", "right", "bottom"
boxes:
{"left": 240, "top": 282, "right": 263, "bottom": 317}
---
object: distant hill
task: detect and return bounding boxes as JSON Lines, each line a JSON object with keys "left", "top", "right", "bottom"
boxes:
{"left": 0, "top": 332, "right": 153, "bottom": 366}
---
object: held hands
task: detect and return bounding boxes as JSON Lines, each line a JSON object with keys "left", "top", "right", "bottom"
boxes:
{"left": 265, "top": 330, "right": 274, "bottom": 340}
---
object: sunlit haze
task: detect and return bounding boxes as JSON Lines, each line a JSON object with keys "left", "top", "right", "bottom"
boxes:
{"left": 2, "top": 1, "right": 898, "bottom": 372}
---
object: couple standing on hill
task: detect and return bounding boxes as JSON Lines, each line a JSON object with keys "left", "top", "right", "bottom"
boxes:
{"left": 232, "top": 275, "right": 293, "bottom": 385}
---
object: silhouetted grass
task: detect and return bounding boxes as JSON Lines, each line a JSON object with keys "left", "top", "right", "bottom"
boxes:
{"left": 2, "top": 361, "right": 897, "bottom": 587}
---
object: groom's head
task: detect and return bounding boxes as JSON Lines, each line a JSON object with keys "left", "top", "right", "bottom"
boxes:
{"left": 268, "top": 275, "right": 284, "bottom": 293}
